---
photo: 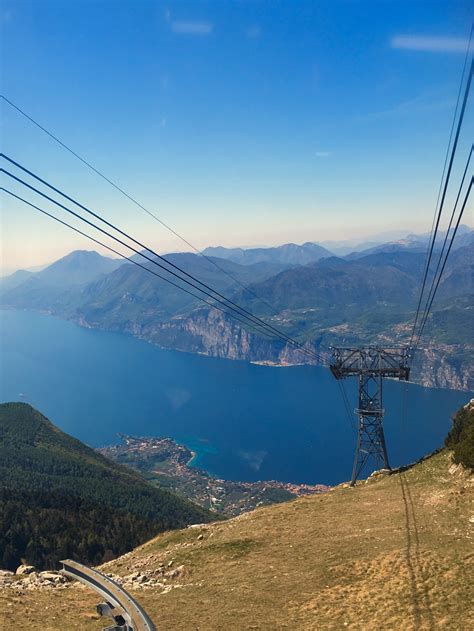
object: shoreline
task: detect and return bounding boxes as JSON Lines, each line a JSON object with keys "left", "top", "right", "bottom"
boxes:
{"left": 98, "top": 434, "right": 331, "bottom": 517}
{"left": 250, "top": 360, "right": 307, "bottom": 367}
{"left": 186, "top": 450, "right": 198, "bottom": 467}
{"left": 1, "top": 307, "right": 471, "bottom": 392}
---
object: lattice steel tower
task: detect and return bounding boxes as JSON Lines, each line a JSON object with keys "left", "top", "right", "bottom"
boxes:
{"left": 330, "top": 347, "right": 410, "bottom": 485}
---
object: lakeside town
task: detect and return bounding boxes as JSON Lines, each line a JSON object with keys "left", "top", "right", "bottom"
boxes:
{"left": 99, "top": 435, "right": 329, "bottom": 516}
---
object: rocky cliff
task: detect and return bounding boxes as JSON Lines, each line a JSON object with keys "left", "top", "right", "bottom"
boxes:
{"left": 77, "top": 307, "right": 323, "bottom": 366}
{"left": 74, "top": 306, "right": 471, "bottom": 390}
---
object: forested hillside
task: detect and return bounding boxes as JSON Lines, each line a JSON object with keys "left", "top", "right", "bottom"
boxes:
{"left": 0, "top": 403, "right": 211, "bottom": 571}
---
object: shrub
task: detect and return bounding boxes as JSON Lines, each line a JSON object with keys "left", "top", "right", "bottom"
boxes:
{"left": 445, "top": 402, "right": 474, "bottom": 470}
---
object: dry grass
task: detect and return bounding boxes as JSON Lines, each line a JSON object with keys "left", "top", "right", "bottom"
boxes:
{"left": 1, "top": 451, "right": 472, "bottom": 630}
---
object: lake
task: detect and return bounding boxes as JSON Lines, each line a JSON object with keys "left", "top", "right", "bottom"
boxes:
{"left": 0, "top": 309, "right": 470, "bottom": 485}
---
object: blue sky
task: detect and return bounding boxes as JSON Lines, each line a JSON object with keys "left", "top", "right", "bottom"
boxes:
{"left": 1, "top": 0, "right": 473, "bottom": 272}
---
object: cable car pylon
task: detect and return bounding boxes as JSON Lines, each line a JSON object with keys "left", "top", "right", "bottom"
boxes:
{"left": 330, "top": 347, "right": 411, "bottom": 485}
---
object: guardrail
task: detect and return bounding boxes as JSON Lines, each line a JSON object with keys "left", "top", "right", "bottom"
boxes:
{"left": 60, "top": 559, "right": 156, "bottom": 631}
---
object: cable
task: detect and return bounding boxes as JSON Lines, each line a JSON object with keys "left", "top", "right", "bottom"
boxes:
{"left": 0, "top": 91, "right": 385, "bottom": 444}
{"left": 6, "top": 176, "right": 349, "bottom": 445}
{"left": 413, "top": 177, "right": 472, "bottom": 349}
{"left": 400, "top": 381, "right": 409, "bottom": 463}
{"left": 338, "top": 379, "right": 356, "bottom": 433}
{"left": 410, "top": 58, "right": 473, "bottom": 348}
{"left": 1, "top": 170, "right": 325, "bottom": 363}
{"left": 0, "top": 95, "right": 282, "bottom": 315}
{"left": 1, "top": 154, "right": 280, "bottom": 338}
{"left": 415, "top": 145, "right": 473, "bottom": 343}
{"left": 1, "top": 169, "right": 307, "bottom": 352}
{"left": 0, "top": 187, "right": 288, "bottom": 342}
{"left": 0, "top": 158, "right": 326, "bottom": 363}
{"left": 417, "top": 25, "right": 474, "bottom": 333}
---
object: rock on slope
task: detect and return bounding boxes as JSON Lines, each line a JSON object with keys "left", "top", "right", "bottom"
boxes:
{"left": 2, "top": 449, "right": 472, "bottom": 630}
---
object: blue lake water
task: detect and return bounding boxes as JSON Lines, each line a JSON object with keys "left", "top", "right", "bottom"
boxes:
{"left": 0, "top": 309, "right": 470, "bottom": 485}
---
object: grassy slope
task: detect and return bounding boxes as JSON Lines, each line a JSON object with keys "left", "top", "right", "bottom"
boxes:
{"left": 2, "top": 450, "right": 472, "bottom": 630}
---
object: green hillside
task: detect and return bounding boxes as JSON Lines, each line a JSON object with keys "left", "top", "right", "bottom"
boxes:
{"left": 0, "top": 403, "right": 212, "bottom": 571}
{"left": 445, "top": 400, "right": 474, "bottom": 469}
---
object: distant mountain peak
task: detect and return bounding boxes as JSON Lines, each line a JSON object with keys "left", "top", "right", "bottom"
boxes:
{"left": 35, "top": 250, "right": 123, "bottom": 287}
{"left": 202, "top": 242, "right": 333, "bottom": 266}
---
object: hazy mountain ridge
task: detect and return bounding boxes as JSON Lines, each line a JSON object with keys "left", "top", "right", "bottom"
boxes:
{"left": 202, "top": 241, "right": 333, "bottom": 265}
{"left": 234, "top": 253, "right": 422, "bottom": 312}
{"left": 33, "top": 250, "right": 123, "bottom": 286}
{"left": 345, "top": 224, "right": 474, "bottom": 260}
{"left": 0, "top": 250, "right": 124, "bottom": 312}
{"left": 76, "top": 252, "right": 290, "bottom": 323}
{"left": 236, "top": 246, "right": 472, "bottom": 316}
{"left": 1, "top": 236, "right": 473, "bottom": 390}
{"left": 0, "top": 269, "right": 34, "bottom": 292}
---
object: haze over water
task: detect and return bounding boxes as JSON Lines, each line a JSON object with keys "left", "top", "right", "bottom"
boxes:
{"left": 0, "top": 309, "right": 469, "bottom": 486}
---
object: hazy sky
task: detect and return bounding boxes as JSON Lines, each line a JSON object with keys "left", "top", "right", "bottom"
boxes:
{"left": 1, "top": 0, "right": 473, "bottom": 274}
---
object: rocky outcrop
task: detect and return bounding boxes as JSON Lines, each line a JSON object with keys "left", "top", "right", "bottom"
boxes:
{"left": 0, "top": 568, "right": 69, "bottom": 593}
{"left": 414, "top": 346, "right": 473, "bottom": 391}
{"left": 0, "top": 562, "right": 184, "bottom": 595}
{"left": 78, "top": 307, "right": 323, "bottom": 366}
{"left": 109, "top": 563, "right": 186, "bottom": 592}
{"left": 15, "top": 564, "right": 35, "bottom": 575}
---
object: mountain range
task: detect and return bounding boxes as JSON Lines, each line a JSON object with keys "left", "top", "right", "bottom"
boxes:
{"left": 202, "top": 241, "right": 332, "bottom": 266}
{"left": 1, "top": 226, "right": 473, "bottom": 390}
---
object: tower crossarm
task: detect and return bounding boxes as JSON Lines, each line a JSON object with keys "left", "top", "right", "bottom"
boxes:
{"left": 329, "top": 346, "right": 410, "bottom": 381}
